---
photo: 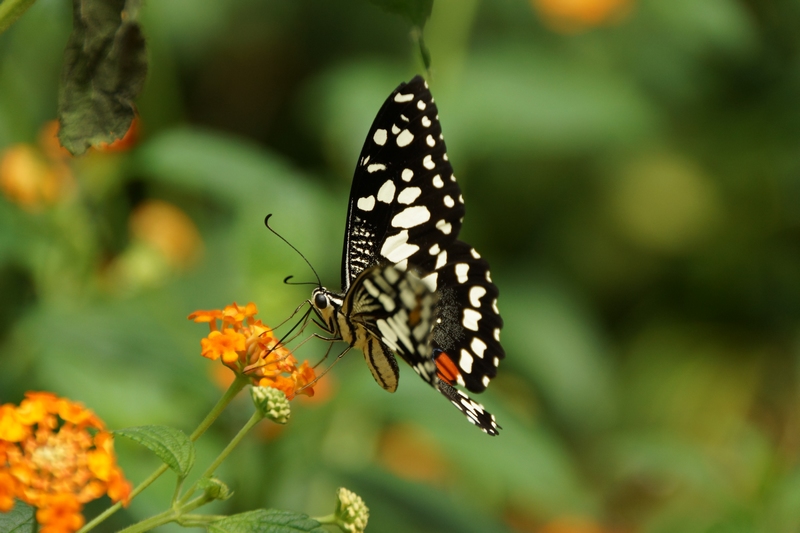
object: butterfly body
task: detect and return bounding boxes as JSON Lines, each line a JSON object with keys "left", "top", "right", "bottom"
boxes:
{"left": 310, "top": 76, "right": 504, "bottom": 435}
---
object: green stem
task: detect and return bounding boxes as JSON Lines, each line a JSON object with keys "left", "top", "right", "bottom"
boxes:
{"left": 117, "top": 495, "right": 209, "bottom": 533}
{"left": 78, "top": 374, "right": 250, "bottom": 533}
{"left": 314, "top": 513, "right": 337, "bottom": 525}
{"left": 0, "top": 0, "right": 36, "bottom": 35}
{"left": 179, "top": 409, "right": 264, "bottom": 505}
{"left": 190, "top": 373, "right": 250, "bottom": 441}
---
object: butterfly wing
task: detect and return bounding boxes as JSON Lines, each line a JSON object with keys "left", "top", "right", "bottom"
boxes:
{"left": 341, "top": 75, "right": 464, "bottom": 291}
{"left": 345, "top": 262, "right": 501, "bottom": 436}
{"left": 342, "top": 263, "right": 438, "bottom": 391}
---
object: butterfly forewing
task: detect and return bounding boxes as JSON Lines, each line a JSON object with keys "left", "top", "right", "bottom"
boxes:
{"left": 342, "top": 76, "right": 464, "bottom": 290}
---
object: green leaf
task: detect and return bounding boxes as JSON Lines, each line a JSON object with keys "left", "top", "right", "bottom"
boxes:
{"left": 0, "top": 501, "right": 35, "bottom": 533}
{"left": 114, "top": 425, "right": 195, "bottom": 476}
{"left": 207, "top": 509, "right": 325, "bottom": 533}
{"left": 368, "top": 0, "right": 433, "bottom": 28}
{"left": 57, "top": 0, "right": 147, "bottom": 155}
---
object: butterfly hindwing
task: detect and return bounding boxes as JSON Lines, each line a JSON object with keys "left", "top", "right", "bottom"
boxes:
{"left": 426, "top": 241, "right": 504, "bottom": 393}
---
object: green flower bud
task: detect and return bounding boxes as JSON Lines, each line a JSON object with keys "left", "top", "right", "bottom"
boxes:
{"left": 251, "top": 386, "right": 290, "bottom": 424}
{"left": 334, "top": 487, "right": 369, "bottom": 533}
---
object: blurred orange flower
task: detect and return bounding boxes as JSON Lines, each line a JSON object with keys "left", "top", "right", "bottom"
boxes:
{"left": 189, "top": 302, "right": 317, "bottom": 400}
{"left": 0, "top": 116, "right": 141, "bottom": 211}
{"left": 0, "top": 392, "right": 131, "bottom": 533}
{"left": 532, "top": 0, "right": 633, "bottom": 32}
{"left": 0, "top": 144, "right": 72, "bottom": 211}
{"left": 129, "top": 200, "right": 203, "bottom": 270}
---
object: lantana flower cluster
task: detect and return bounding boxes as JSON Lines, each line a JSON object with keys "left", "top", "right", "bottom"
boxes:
{"left": 189, "top": 302, "right": 316, "bottom": 400}
{"left": 0, "top": 392, "right": 131, "bottom": 533}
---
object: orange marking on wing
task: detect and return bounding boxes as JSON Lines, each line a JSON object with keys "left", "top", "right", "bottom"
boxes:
{"left": 435, "top": 352, "right": 459, "bottom": 385}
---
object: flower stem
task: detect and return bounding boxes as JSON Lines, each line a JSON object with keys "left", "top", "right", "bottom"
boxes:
{"left": 178, "top": 408, "right": 264, "bottom": 504}
{"left": 314, "top": 513, "right": 337, "bottom": 525}
{"left": 0, "top": 0, "right": 36, "bottom": 35}
{"left": 78, "top": 375, "right": 250, "bottom": 533}
{"left": 190, "top": 373, "right": 250, "bottom": 441}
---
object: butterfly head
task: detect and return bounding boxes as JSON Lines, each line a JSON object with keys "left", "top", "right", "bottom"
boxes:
{"left": 310, "top": 286, "right": 342, "bottom": 333}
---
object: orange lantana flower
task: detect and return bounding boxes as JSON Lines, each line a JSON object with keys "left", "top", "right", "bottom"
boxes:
{"left": 0, "top": 392, "right": 131, "bottom": 533}
{"left": 189, "top": 302, "right": 316, "bottom": 400}
{"left": 532, "top": 0, "right": 632, "bottom": 33}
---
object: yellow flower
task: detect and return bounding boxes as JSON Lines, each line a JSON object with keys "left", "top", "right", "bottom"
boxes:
{"left": 189, "top": 303, "right": 317, "bottom": 400}
{"left": 0, "top": 392, "right": 131, "bottom": 533}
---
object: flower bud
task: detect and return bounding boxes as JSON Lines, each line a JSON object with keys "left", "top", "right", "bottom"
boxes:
{"left": 334, "top": 487, "right": 369, "bottom": 533}
{"left": 250, "top": 386, "right": 290, "bottom": 424}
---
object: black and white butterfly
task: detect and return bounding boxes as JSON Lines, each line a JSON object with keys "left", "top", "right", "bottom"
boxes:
{"left": 310, "top": 76, "right": 504, "bottom": 435}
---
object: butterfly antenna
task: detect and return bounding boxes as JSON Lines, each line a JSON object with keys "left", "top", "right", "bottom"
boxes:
{"left": 264, "top": 214, "right": 322, "bottom": 287}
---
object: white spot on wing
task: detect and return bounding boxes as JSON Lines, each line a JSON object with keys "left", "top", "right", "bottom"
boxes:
{"left": 421, "top": 272, "right": 437, "bottom": 291}
{"left": 400, "top": 114, "right": 409, "bottom": 122}
{"left": 394, "top": 93, "right": 414, "bottom": 103}
{"left": 428, "top": 243, "right": 440, "bottom": 255}
{"left": 455, "top": 263, "right": 470, "bottom": 283}
{"left": 367, "top": 163, "right": 386, "bottom": 173}
{"left": 432, "top": 175, "right": 444, "bottom": 188}
{"left": 492, "top": 298, "right": 500, "bottom": 314}
{"left": 397, "top": 187, "right": 421, "bottom": 205}
{"left": 397, "top": 129, "right": 414, "bottom": 147}
{"left": 470, "top": 248, "right": 480, "bottom": 259}
{"left": 443, "top": 195, "right": 455, "bottom": 208}
{"left": 482, "top": 375, "right": 490, "bottom": 387}
{"left": 380, "top": 230, "right": 419, "bottom": 263}
{"left": 373, "top": 129, "right": 387, "bottom": 146}
{"left": 443, "top": 153, "right": 449, "bottom": 161}
{"left": 459, "top": 349, "right": 473, "bottom": 373}
{"left": 377, "top": 180, "right": 396, "bottom": 203}
{"left": 435, "top": 250, "right": 448, "bottom": 270}
{"left": 391, "top": 124, "right": 400, "bottom": 135}
{"left": 391, "top": 206, "right": 431, "bottom": 228}
{"left": 423, "top": 155, "right": 435, "bottom": 169}
{"left": 426, "top": 135, "right": 435, "bottom": 147}
{"left": 401, "top": 168, "right": 414, "bottom": 182}
{"left": 378, "top": 293, "right": 396, "bottom": 312}
{"left": 417, "top": 100, "right": 426, "bottom": 110}
{"left": 493, "top": 328, "right": 501, "bottom": 342}
{"left": 436, "top": 219, "right": 452, "bottom": 234}
{"left": 357, "top": 196, "right": 376, "bottom": 211}
{"left": 470, "top": 337, "right": 487, "bottom": 358}
{"left": 421, "top": 116, "right": 431, "bottom": 127}
{"left": 394, "top": 259, "right": 407, "bottom": 271}
{"left": 463, "top": 309, "right": 481, "bottom": 331}
{"left": 469, "top": 286, "right": 487, "bottom": 307}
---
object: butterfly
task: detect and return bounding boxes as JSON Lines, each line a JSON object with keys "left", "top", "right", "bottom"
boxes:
{"left": 309, "top": 75, "right": 504, "bottom": 435}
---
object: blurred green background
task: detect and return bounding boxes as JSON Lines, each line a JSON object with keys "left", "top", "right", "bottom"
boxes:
{"left": 2, "top": 0, "right": 800, "bottom": 531}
